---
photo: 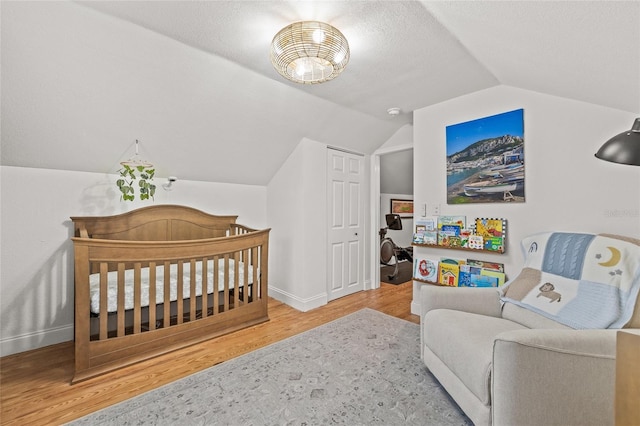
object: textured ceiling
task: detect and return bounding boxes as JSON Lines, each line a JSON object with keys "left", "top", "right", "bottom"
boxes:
{"left": 78, "top": 0, "right": 640, "bottom": 118}
{"left": 2, "top": 1, "right": 638, "bottom": 185}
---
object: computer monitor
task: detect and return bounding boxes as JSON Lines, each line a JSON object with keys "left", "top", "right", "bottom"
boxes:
{"left": 385, "top": 213, "right": 403, "bottom": 230}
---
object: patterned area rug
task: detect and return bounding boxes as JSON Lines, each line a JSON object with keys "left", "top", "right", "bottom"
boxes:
{"left": 70, "top": 309, "right": 471, "bottom": 425}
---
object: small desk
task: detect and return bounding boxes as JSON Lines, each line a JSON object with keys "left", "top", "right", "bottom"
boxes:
{"left": 616, "top": 331, "right": 640, "bottom": 426}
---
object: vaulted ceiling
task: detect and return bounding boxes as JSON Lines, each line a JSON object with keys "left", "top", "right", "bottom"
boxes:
{"left": 2, "top": 1, "right": 638, "bottom": 185}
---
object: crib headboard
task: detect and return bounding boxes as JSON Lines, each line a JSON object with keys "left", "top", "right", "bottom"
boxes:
{"left": 71, "top": 205, "right": 239, "bottom": 241}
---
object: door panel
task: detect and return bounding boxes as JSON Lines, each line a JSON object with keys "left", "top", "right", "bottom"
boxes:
{"left": 327, "top": 149, "right": 364, "bottom": 301}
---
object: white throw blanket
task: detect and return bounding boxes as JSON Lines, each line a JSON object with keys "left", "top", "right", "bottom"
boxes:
{"left": 89, "top": 259, "right": 254, "bottom": 314}
{"left": 501, "top": 232, "right": 640, "bottom": 329}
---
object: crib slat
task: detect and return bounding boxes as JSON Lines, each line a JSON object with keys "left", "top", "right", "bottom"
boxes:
{"left": 190, "top": 259, "right": 196, "bottom": 321}
{"left": 163, "top": 262, "right": 171, "bottom": 328}
{"left": 99, "top": 263, "right": 108, "bottom": 340}
{"left": 149, "top": 262, "right": 156, "bottom": 331}
{"left": 233, "top": 252, "right": 240, "bottom": 308}
{"left": 223, "top": 254, "right": 230, "bottom": 312}
{"left": 243, "top": 249, "right": 249, "bottom": 304}
{"left": 133, "top": 263, "right": 142, "bottom": 334}
{"left": 252, "top": 247, "right": 259, "bottom": 302}
{"left": 117, "top": 263, "right": 125, "bottom": 337}
{"left": 201, "top": 257, "right": 208, "bottom": 319}
{"left": 177, "top": 261, "right": 184, "bottom": 324}
{"left": 213, "top": 256, "right": 219, "bottom": 315}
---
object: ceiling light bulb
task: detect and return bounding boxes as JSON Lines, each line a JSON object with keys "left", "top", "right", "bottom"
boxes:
{"left": 312, "top": 29, "right": 325, "bottom": 43}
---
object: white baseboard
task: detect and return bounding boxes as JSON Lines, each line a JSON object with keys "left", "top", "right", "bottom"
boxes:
{"left": 268, "top": 286, "right": 328, "bottom": 312}
{"left": 0, "top": 324, "right": 73, "bottom": 357}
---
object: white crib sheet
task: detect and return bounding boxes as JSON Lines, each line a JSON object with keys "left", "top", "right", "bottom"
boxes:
{"left": 89, "top": 259, "right": 254, "bottom": 314}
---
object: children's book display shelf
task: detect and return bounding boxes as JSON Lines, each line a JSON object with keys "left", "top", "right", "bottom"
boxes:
{"left": 412, "top": 217, "right": 507, "bottom": 286}
{"left": 412, "top": 243, "right": 505, "bottom": 284}
{"left": 412, "top": 243, "right": 505, "bottom": 254}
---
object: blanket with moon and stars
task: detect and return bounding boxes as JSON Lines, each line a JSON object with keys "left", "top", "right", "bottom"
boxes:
{"left": 501, "top": 232, "right": 640, "bottom": 329}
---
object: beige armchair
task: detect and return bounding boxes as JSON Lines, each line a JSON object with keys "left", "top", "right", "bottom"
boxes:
{"left": 419, "top": 232, "right": 640, "bottom": 426}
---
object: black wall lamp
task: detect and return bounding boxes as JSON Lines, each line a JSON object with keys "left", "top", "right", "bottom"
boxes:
{"left": 595, "top": 118, "right": 640, "bottom": 166}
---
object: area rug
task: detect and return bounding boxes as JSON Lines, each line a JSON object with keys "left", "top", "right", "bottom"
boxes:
{"left": 381, "top": 260, "right": 413, "bottom": 284}
{"left": 70, "top": 308, "right": 471, "bottom": 425}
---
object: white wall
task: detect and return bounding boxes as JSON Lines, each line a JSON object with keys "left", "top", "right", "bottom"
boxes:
{"left": 266, "top": 138, "right": 329, "bottom": 311}
{"left": 411, "top": 85, "right": 640, "bottom": 313}
{"left": 267, "top": 139, "right": 372, "bottom": 311}
{"left": 0, "top": 166, "right": 266, "bottom": 356}
{"left": 1, "top": 1, "right": 398, "bottom": 186}
{"left": 380, "top": 123, "right": 413, "bottom": 150}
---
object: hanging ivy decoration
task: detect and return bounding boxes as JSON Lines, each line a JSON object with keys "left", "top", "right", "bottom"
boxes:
{"left": 116, "top": 140, "right": 156, "bottom": 202}
{"left": 117, "top": 164, "right": 156, "bottom": 201}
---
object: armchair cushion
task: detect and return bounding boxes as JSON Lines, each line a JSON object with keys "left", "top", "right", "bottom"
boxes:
{"left": 423, "top": 309, "right": 526, "bottom": 405}
{"left": 492, "top": 329, "right": 617, "bottom": 426}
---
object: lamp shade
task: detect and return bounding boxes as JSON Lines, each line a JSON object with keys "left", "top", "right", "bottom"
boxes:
{"left": 595, "top": 118, "right": 640, "bottom": 166}
{"left": 270, "top": 21, "right": 350, "bottom": 84}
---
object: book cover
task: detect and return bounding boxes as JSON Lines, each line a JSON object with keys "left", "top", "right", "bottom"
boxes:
{"left": 438, "top": 224, "right": 462, "bottom": 247}
{"left": 422, "top": 230, "right": 438, "bottom": 245}
{"left": 439, "top": 263, "right": 459, "bottom": 286}
{"left": 474, "top": 218, "right": 505, "bottom": 238}
{"left": 484, "top": 236, "right": 504, "bottom": 252}
{"left": 438, "top": 260, "right": 461, "bottom": 286}
{"left": 414, "top": 216, "right": 438, "bottom": 244}
{"left": 459, "top": 228, "right": 473, "bottom": 248}
{"left": 437, "top": 216, "right": 466, "bottom": 247}
{"left": 467, "top": 235, "right": 484, "bottom": 250}
{"left": 474, "top": 218, "right": 506, "bottom": 252}
{"left": 438, "top": 215, "right": 467, "bottom": 229}
{"left": 467, "top": 259, "right": 505, "bottom": 272}
{"left": 414, "top": 257, "right": 439, "bottom": 282}
{"left": 412, "top": 232, "right": 425, "bottom": 244}
{"left": 467, "top": 274, "right": 499, "bottom": 287}
{"left": 459, "top": 264, "right": 482, "bottom": 286}
{"left": 480, "top": 269, "right": 506, "bottom": 286}
{"left": 415, "top": 216, "right": 438, "bottom": 232}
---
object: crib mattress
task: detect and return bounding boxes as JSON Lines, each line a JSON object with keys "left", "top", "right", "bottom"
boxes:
{"left": 89, "top": 259, "right": 253, "bottom": 314}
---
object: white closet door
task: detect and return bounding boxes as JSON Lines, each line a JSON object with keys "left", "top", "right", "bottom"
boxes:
{"left": 327, "top": 148, "right": 364, "bottom": 301}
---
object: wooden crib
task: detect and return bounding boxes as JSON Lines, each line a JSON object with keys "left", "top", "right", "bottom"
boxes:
{"left": 70, "top": 205, "right": 270, "bottom": 383}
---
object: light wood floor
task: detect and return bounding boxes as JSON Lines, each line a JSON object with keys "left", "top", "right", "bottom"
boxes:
{"left": 0, "top": 282, "right": 417, "bottom": 425}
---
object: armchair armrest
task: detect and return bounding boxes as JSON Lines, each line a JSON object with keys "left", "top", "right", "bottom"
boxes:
{"left": 492, "top": 329, "right": 619, "bottom": 426}
{"left": 419, "top": 285, "right": 503, "bottom": 358}
{"left": 420, "top": 285, "right": 503, "bottom": 320}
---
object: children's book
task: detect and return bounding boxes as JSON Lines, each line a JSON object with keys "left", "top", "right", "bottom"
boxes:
{"left": 438, "top": 262, "right": 459, "bottom": 286}
{"left": 467, "top": 259, "right": 505, "bottom": 272}
{"left": 416, "top": 216, "right": 438, "bottom": 231}
{"left": 438, "top": 224, "right": 462, "bottom": 247}
{"left": 467, "top": 274, "right": 499, "bottom": 287}
{"left": 414, "top": 257, "right": 439, "bottom": 282}
{"left": 480, "top": 269, "right": 506, "bottom": 286}
{"left": 459, "top": 264, "right": 482, "bottom": 286}
{"left": 474, "top": 218, "right": 505, "bottom": 238}
{"left": 467, "top": 235, "right": 484, "bottom": 250}
{"left": 437, "top": 216, "right": 466, "bottom": 247}
{"left": 474, "top": 218, "right": 506, "bottom": 252}
{"left": 438, "top": 216, "right": 466, "bottom": 230}
{"left": 484, "top": 237, "right": 504, "bottom": 252}
{"left": 438, "top": 258, "right": 463, "bottom": 287}
{"left": 459, "top": 229, "right": 473, "bottom": 248}
{"left": 413, "top": 216, "right": 438, "bottom": 244}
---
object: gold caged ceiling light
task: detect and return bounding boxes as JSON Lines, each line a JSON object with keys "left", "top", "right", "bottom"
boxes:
{"left": 270, "top": 21, "right": 350, "bottom": 84}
